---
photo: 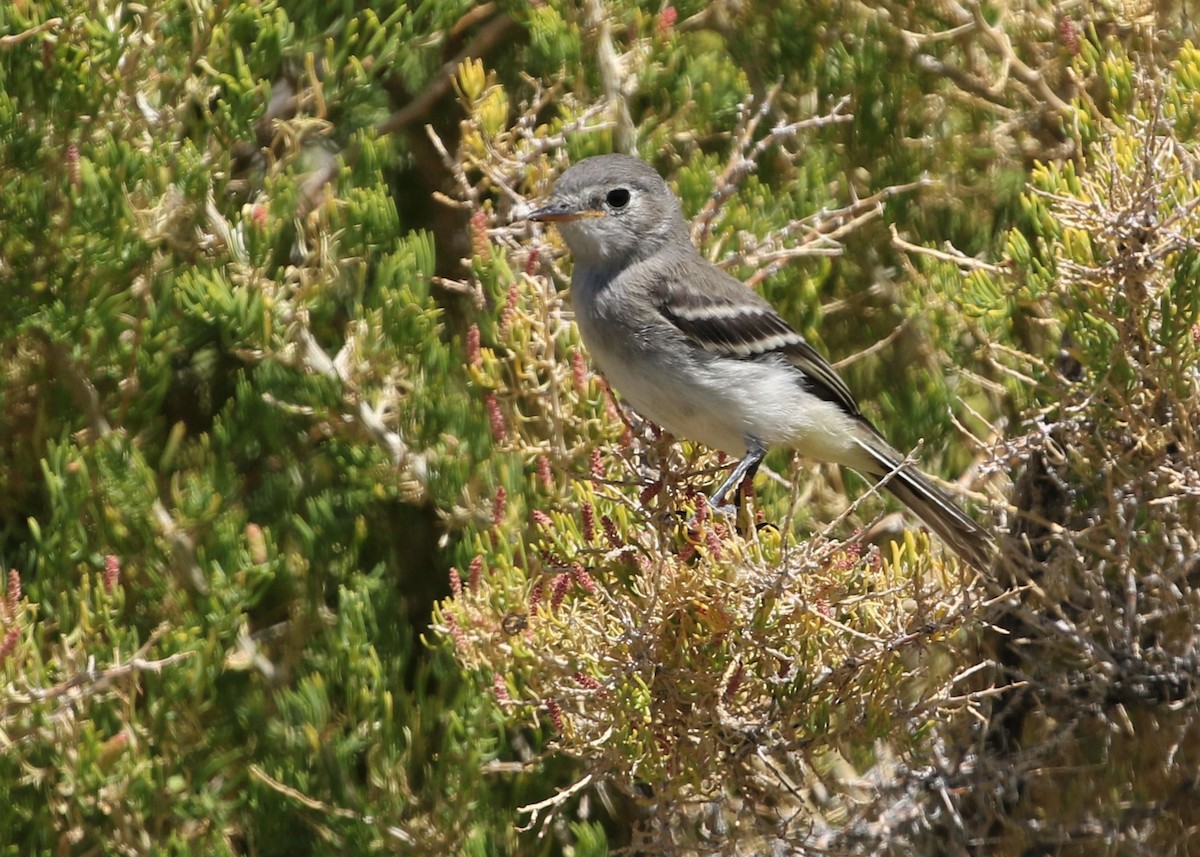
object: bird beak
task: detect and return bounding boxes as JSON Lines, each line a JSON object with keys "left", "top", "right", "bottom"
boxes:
{"left": 527, "top": 201, "right": 605, "bottom": 223}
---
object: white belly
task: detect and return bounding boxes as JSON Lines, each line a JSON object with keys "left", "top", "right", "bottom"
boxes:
{"left": 584, "top": 330, "right": 864, "bottom": 467}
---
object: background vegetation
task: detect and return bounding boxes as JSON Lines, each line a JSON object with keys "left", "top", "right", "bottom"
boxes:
{"left": 1, "top": 0, "right": 1198, "bottom": 854}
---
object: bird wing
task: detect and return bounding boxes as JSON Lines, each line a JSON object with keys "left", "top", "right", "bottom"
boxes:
{"left": 658, "top": 273, "right": 864, "bottom": 418}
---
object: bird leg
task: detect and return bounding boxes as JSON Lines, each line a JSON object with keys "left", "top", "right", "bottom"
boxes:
{"left": 708, "top": 439, "right": 766, "bottom": 513}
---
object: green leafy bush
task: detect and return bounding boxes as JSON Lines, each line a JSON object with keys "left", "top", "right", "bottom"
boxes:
{"left": 2, "top": 1, "right": 1198, "bottom": 854}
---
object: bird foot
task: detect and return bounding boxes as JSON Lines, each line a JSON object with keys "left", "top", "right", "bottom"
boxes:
{"left": 683, "top": 496, "right": 739, "bottom": 532}
{"left": 708, "top": 501, "right": 739, "bottom": 520}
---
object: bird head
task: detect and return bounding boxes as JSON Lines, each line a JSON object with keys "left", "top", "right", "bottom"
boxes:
{"left": 527, "top": 154, "right": 693, "bottom": 270}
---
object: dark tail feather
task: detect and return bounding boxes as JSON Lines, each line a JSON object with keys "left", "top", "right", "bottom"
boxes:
{"left": 855, "top": 438, "right": 995, "bottom": 571}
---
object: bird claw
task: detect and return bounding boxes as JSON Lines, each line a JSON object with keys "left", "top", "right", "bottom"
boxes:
{"left": 683, "top": 498, "right": 738, "bottom": 532}
{"left": 708, "top": 501, "right": 739, "bottom": 520}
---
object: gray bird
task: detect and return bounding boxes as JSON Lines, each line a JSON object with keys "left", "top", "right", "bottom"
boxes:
{"left": 528, "top": 153, "right": 993, "bottom": 569}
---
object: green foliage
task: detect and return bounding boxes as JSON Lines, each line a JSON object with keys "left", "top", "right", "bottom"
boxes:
{"left": 443, "top": 473, "right": 976, "bottom": 830}
{"left": 921, "top": 37, "right": 1200, "bottom": 855}
{"left": 0, "top": 0, "right": 515, "bottom": 853}
{"left": 2, "top": 0, "right": 1198, "bottom": 853}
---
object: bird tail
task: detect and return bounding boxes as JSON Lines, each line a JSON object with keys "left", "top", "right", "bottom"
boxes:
{"left": 853, "top": 436, "right": 994, "bottom": 571}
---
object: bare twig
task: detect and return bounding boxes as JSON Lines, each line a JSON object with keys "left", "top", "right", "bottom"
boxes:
{"left": 694, "top": 93, "right": 853, "bottom": 245}
{"left": 377, "top": 12, "right": 519, "bottom": 136}
{"left": 832, "top": 317, "right": 912, "bottom": 370}
{"left": 890, "top": 223, "right": 1007, "bottom": 274}
{"left": 249, "top": 765, "right": 418, "bottom": 845}
{"left": 0, "top": 17, "right": 61, "bottom": 47}
{"left": 516, "top": 772, "right": 594, "bottom": 834}
{"left": 730, "top": 180, "right": 924, "bottom": 287}
{"left": 584, "top": 0, "right": 636, "bottom": 152}
{"left": 1, "top": 627, "right": 193, "bottom": 735}
{"left": 293, "top": 327, "right": 430, "bottom": 498}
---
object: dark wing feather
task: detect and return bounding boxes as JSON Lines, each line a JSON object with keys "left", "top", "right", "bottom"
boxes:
{"left": 659, "top": 278, "right": 863, "bottom": 418}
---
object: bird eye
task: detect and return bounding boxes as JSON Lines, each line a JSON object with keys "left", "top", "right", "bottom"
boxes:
{"left": 605, "top": 188, "right": 631, "bottom": 209}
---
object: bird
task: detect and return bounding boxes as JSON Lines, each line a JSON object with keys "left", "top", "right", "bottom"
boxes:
{"left": 527, "top": 153, "right": 993, "bottom": 570}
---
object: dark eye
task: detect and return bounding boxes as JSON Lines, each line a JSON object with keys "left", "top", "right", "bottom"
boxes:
{"left": 605, "top": 188, "right": 631, "bottom": 209}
